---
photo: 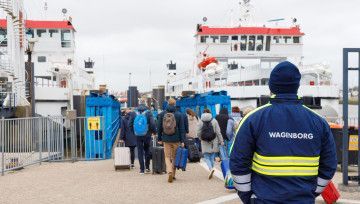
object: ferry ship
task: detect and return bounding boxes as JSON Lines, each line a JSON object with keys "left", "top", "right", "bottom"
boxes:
{"left": 166, "top": 0, "right": 339, "bottom": 117}
{"left": 0, "top": 0, "right": 95, "bottom": 117}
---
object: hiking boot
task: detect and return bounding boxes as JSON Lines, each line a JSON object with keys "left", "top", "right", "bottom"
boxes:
{"left": 208, "top": 168, "right": 215, "bottom": 179}
{"left": 168, "top": 173, "right": 173, "bottom": 183}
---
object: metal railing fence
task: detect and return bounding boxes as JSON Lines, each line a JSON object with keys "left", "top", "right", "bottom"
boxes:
{"left": 0, "top": 116, "right": 106, "bottom": 176}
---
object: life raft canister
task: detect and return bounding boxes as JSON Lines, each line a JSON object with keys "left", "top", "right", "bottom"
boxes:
{"left": 198, "top": 57, "right": 218, "bottom": 70}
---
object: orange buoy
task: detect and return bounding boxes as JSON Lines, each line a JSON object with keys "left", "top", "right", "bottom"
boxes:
{"left": 198, "top": 57, "right": 218, "bottom": 70}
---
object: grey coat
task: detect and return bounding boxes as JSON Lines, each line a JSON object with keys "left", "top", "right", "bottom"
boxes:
{"left": 197, "top": 113, "right": 224, "bottom": 153}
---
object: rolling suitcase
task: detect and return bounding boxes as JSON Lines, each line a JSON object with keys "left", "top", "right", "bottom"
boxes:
{"left": 175, "top": 147, "right": 188, "bottom": 171}
{"left": 188, "top": 144, "right": 201, "bottom": 163}
{"left": 114, "top": 143, "right": 131, "bottom": 170}
{"left": 151, "top": 138, "right": 166, "bottom": 174}
{"left": 221, "top": 159, "right": 235, "bottom": 190}
{"left": 321, "top": 181, "right": 340, "bottom": 204}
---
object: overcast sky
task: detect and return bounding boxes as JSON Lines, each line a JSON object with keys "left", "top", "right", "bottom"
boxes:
{"left": 23, "top": 0, "right": 360, "bottom": 92}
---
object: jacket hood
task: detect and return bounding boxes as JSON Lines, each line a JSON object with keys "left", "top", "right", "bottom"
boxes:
{"left": 219, "top": 108, "right": 228, "bottom": 115}
{"left": 201, "top": 113, "right": 213, "bottom": 122}
{"left": 166, "top": 105, "right": 176, "bottom": 113}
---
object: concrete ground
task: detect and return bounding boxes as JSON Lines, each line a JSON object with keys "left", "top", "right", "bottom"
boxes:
{"left": 0, "top": 159, "right": 359, "bottom": 204}
{"left": 0, "top": 160, "right": 233, "bottom": 204}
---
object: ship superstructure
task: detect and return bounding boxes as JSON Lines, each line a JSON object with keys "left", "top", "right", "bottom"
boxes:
{"left": 166, "top": 0, "right": 339, "bottom": 115}
{"left": 0, "top": 18, "right": 95, "bottom": 116}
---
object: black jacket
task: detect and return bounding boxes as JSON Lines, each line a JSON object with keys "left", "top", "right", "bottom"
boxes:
{"left": 215, "top": 108, "right": 229, "bottom": 141}
{"left": 120, "top": 112, "right": 137, "bottom": 147}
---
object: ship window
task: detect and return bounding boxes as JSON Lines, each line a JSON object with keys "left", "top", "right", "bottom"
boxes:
{"left": 273, "top": 36, "right": 281, "bottom": 43}
{"left": 256, "top": 35, "right": 264, "bottom": 51}
{"left": 0, "top": 29, "right": 6, "bottom": 47}
{"left": 200, "top": 36, "right": 208, "bottom": 43}
{"left": 233, "top": 44, "right": 238, "bottom": 51}
{"left": 283, "top": 36, "right": 291, "bottom": 43}
{"left": 38, "top": 56, "right": 46, "bottom": 63}
{"left": 36, "top": 29, "right": 46, "bottom": 37}
{"left": 231, "top": 36, "right": 238, "bottom": 41}
{"left": 248, "top": 35, "right": 255, "bottom": 51}
{"left": 240, "top": 35, "right": 247, "bottom": 51}
{"left": 210, "top": 36, "right": 219, "bottom": 43}
{"left": 49, "top": 29, "right": 59, "bottom": 38}
{"left": 26, "top": 29, "right": 34, "bottom": 38}
{"left": 293, "top": 37, "right": 300, "bottom": 43}
{"left": 61, "top": 30, "right": 71, "bottom": 48}
{"left": 220, "top": 36, "right": 229, "bottom": 43}
{"left": 265, "top": 36, "right": 271, "bottom": 51}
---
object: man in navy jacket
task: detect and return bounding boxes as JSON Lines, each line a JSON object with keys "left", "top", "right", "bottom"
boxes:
{"left": 230, "top": 61, "right": 337, "bottom": 203}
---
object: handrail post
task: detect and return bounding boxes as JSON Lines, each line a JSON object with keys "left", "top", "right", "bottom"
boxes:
{"left": 1, "top": 117, "right": 5, "bottom": 176}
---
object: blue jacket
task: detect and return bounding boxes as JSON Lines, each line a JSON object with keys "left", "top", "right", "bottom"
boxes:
{"left": 129, "top": 104, "right": 157, "bottom": 137}
{"left": 120, "top": 112, "right": 137, "bottom": 147}
{"left": 158, "top": 105, "right": 185, "bottom": 143}
{"left": 230, "top": 94, "right": 337, "bottom": 204}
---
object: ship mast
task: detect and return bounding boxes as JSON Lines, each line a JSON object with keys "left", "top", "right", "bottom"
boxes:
{"left": 238, "top": 0, "right": 254, "bottom": 26}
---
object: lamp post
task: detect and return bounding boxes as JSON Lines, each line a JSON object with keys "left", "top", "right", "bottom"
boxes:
{"left": 25, "top": 39, "right": 36, "bottom": 117}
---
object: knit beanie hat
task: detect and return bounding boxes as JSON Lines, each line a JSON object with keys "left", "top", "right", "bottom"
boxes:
{"left": 269, "top": 61, "right": 301, "bottom": 94}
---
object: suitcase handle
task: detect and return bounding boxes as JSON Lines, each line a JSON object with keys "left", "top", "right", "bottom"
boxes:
{"left": 118, "top": 141, "right": 125, "bottom": 147}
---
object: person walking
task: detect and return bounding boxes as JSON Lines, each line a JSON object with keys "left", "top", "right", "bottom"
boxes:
{"left": 130, "top": 103, "right": 157, "bottom": 174}
{"left": 157, "top": 98, "right": 185, "bottom": 183}
{"left": 230, "top": 61, "right": 337, "bottom": 203}
{"left": 119, "top": 109, "right": 137, "bottom": 168}
{"left": 215, "top": 107, "right": 232, "bottom": 159}
{"left": 186, "top": 109, "right": 201, "bottom": 151}
{"left": 198, "top": 109, "right": 224, "bottom": 179}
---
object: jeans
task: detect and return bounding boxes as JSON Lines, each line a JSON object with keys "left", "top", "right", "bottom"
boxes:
{"left": 136, "top": 136, "right": 151, "bottom": 171}
{"left": 219, "top": 145, "right": 228, "bottom": 160}
{"left": 194, "top": 138, "right": 202, "bottom": 152}
{"left": 203, "top": 152, "right": 216, "bottom": 170}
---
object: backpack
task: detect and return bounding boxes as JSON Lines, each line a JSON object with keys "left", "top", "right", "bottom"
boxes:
{"left": 134, "top": 111, "right": 148, "bottom": 136}
{"left": 201, "top": 120, "right": 216, "bottom": 142}
{"left": 162, "top": 112, "right": 177, "bottom": 135}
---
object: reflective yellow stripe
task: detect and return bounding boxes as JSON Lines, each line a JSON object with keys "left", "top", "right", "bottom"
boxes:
{"left": 253, "top": 152, "right": 319, "bottom": 166}
{"left": 229, "top": 103, "right": 272, "bottom": 153}
{"left": 302, "top": 105, "right": 322, "bottom": 117}
{"left": 252, "top": 162, "right": 319, "bottom": 176}
{"left": 252, "top": 152, "right": 320, "bottom": 177}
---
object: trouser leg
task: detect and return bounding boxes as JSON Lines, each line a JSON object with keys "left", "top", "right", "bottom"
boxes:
{"left": 144, "top": 136, "right": 151, "bottom": 170}
{"left": 164, "top": 142, "right": 172, "bottom": 175}
{"left": 137, "top": 137, "right": 145, "bottom": 171}
{"left": 210, "top": 153, "right": 215, "bottom": 168}
{"left": 129, "top": 146, "right": 135, "bottom": 165}
{"left": 195, "top": 138, "right": 202, "bottom": 152}
{"left": 203, "top": 153, "right": 212, "bottom": 170}
{"left": 170, "top": 143, "right": 179, "bottom": 177}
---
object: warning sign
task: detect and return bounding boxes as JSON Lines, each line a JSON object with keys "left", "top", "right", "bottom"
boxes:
{"left": 349, "top": 135, "right": 359, "bottom": 151}
{"left": 88, "top": 117, "right": 101, "bottom": 130}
